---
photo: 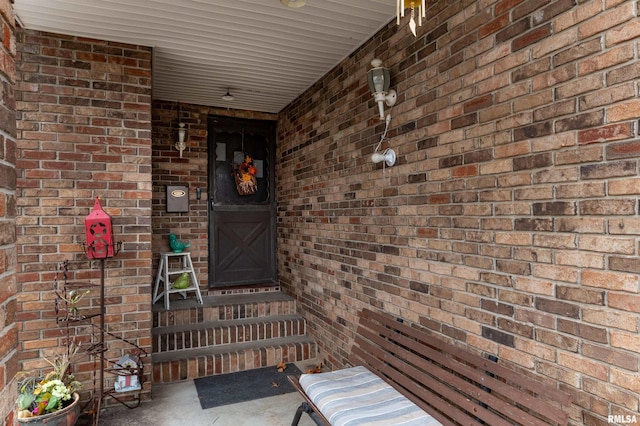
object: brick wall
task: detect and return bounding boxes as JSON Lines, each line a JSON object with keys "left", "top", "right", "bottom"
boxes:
{"left": 0, "top": 1, "right": 17, "bottom": 424}
{"left": 151, "top": 100, "right": 276, "bottom": 289}
{"left": 15, "top": 29, "right": 153, "bottom": 405}
{"left": 277, "top": 1, "right": 640, "bottom": 424}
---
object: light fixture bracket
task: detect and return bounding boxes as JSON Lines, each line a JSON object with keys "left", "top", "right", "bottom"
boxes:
{"left": 371, "top": 149, "right": 396, "bottom": 167}
{"left": 373, "top": 90, "right": 397, "bottom": 120}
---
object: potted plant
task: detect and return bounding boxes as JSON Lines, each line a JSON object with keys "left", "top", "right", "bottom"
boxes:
{"left": 16, "top": 341, "right": 82, "bottom": 425}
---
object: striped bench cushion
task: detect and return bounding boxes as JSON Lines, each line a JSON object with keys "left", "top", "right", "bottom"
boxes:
{"left": 298, "top": 365, "right": 441, "bottom": 426}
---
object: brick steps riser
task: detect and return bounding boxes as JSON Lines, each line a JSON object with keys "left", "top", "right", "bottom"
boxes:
{"left": 151, "top": 292, "right": 317, "bottom": 383}
{"left": 152, "top": 340, "right": 316, "bottom": 383}
{"left": 153, "top": 300, "right": 297, "bottom": 328}
{"left": 153, "top": 317, "right": 307, "bottom": 353}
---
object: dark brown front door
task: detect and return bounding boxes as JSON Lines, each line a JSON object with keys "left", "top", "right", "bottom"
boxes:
{"left": 208, "top": 116, "right": 277, "bottom": 287}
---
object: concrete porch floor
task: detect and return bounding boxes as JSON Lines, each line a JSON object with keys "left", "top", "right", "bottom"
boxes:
{"left": 97, "top": 361, "right": 318, "bottom": 426}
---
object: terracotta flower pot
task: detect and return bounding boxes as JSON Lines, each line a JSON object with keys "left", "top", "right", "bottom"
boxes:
{"left": 17, "top": 393, "right": 80, "bottom": 426}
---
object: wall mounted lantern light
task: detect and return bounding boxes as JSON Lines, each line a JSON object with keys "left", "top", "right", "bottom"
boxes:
{"left": 175, "top": 103, "right": 187, "bottom": 158}
{"left": 367, "top": 59, "right": 397, "bottom": 167}
{"left": 397, "top": 0, "right": 426, "bottom": 37}
{"left": 367, "top": 59, "right": 397, "bottom": 121}
{"left": 176, "top": 122, "right": 186, "bottom": 158}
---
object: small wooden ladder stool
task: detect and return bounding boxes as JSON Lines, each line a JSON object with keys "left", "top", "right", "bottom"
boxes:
{"left": 152, "top": 252, "right": 203, "bottom": 310}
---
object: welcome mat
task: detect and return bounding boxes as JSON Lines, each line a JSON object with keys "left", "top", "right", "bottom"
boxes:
{"left": 194, "top": 363, "right": 302, "bottom": 409}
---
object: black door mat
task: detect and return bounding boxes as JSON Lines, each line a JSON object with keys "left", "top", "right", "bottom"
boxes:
{"left": 194, "top": 363, "right": 302, "bottom": 410}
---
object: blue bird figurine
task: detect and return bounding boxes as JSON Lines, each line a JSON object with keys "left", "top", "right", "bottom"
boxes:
{"left": 168, "top": 233, "right": 190, "bottom": 253}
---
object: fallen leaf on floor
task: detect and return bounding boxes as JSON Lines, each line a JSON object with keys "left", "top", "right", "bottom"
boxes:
{"left": 271, "top": 381, "right": 280, "bottom": 388}
{"left": 276, "top": 361, "right": 286, "bottom": 372}
{"left": 305, "top": 363, "right": 323, "bottom": 374}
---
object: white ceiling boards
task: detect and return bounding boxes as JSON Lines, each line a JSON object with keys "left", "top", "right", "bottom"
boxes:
{"left": 14, "top": 0, "right": 397, "bottom": 113}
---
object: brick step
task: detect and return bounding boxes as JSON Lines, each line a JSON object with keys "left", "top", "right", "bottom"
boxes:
{"left": 152, "top": 291, "right": 297, "bottom": 328}
{"left": 152, "top": 314, "right": 308, "bottom": 353}
{"left": 152, "top": 335, "right": 317, "bottom": 383}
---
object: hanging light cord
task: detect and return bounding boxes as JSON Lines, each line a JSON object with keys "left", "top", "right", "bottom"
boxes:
{"left": 373, "top": 114, "right": 393, "bottom": 173}
{"left": 373, "top": 114, "right": 392, "bottom": 154}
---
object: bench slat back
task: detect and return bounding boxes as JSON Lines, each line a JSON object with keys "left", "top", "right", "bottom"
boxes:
{"left": 349, "top": 309, "right": 571, "bottom": 426}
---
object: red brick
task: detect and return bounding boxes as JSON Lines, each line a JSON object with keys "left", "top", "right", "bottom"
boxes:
{"left": 564, "top": 313, "right": 610, "bottom": 343}
{"left": 606, "top": 19, "right": 640, "bottom": 47}
{"left": 610, "top": 368, "right": 640, "bottom": 393}
{"left": 479, "top": 14, "right": 511, "bottom": 38}
{"left": 463, "top": 94, "right": 494, "bottom": 113}
{"left": 606, "top": 141, "right": 640, "bottom": 161}
{"left": 578, "top": 2, "right": 635, "bottom": 40}
{"left": 555, "top": 38, "right": 602, "bottom": 67}
{"left": 583, "top": 377, "right": 639, "bottom": 412}
{"left": 582, "top": 343, "right": 638, "bottom": 371}
{"left": 452, "top": 164, "right": 478, "bottom": 177}
{"left": 578, "top": 122, "right": 634, "bottom": 145}
{"left": 607, "top": 99, "right": 640, "bottom": 122}
{"left": 608, "top": 293, "right": 640, "bottom": 313}
{"left": 513, "top": 24, "right": 551, "bottom": 51}
{"left": 578, "top": 44, "right": 634, "bottom": 76}
{"left": 582, "top": 271, "right": 638, "bottom": 293}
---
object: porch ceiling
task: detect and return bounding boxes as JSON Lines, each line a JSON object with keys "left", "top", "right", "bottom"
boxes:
{"left": 13, "top": 0, "right": 397, "bottom": 114}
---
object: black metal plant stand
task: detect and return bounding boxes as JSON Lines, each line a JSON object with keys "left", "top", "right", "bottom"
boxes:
{"left": 93, "top": 252, "right": 108, "bottom": 426}
{"left": 54, "top": 242, "right": 148, "bottom": 425}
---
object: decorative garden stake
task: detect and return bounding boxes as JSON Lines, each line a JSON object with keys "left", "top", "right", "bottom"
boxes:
{"left": 84, "top": 197, "right": 115, "bottom": 259}
{"left": 83, "top": 197, "right": 119, "bottom": 425}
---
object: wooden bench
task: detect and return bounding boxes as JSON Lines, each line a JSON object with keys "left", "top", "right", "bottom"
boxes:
{"left": 289, "top": 308, "right": 572, "bottom": 426}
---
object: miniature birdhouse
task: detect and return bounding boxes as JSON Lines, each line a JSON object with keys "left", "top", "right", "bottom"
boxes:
{"left": 84, "top": 197, "right": 115, "bottom": 259}
{"left": 113, "top": 353, "right": 141, "bottom": 393}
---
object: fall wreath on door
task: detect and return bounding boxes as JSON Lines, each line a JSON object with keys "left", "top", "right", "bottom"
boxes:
{"left": 234, "top": 153, "right": 258, "bottom": 195}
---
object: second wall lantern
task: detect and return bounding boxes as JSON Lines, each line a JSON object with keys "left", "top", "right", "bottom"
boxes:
{"left": 175, "top": 103, "right": 187, "bottom": 158}
{"left": 176, "top": 122, "right": 186, "bottom": 157}
{"left": 367, "top": 59, "right": 397, "bottom": 121}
